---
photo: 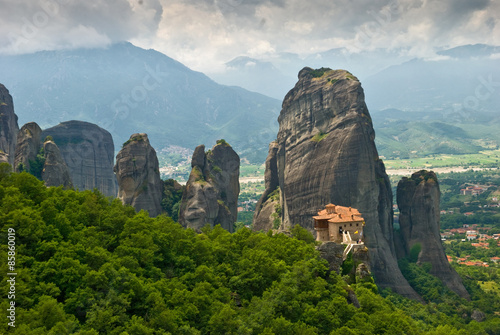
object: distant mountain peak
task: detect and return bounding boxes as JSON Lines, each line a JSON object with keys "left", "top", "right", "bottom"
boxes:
{"left": 437, "top": 44, "right": 500, "bottom": 59}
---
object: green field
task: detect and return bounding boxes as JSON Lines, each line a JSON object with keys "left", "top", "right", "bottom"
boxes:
{"left": 239, "top": 164, "right": 266, "bottom": 178}
{"left": 384, "top": 149, "right": 500, "bottom": 169}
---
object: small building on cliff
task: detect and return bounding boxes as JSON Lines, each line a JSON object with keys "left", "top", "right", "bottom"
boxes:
{"left": 313, "top": 204, "right": 365, "bottom": 243}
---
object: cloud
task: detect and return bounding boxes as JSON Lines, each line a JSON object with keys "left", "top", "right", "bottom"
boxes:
{"left": 0, "top": 0, "right": 498, "bottom": 73}
{"left": 141, "top": 0, "right": 499, "bottom": 72}
{"left": 0, "top": 0, "right": 163, "bottom": 54}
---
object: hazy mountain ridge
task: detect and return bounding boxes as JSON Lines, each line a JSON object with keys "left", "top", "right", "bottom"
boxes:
{"left": 0, "top": 42, "right": 281, "bottom": 163}
{"left": 372, "top": 109, "right": 500, "bottom": 159}
{"left": 2, "top": 43, "right": 499, "bottom": 165}
{"left": 212, "top": 44, "right": 500, "bottom": 108}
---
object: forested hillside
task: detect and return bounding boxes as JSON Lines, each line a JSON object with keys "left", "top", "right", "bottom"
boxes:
{"left": 1, "top": 164, "right": 499, "bottom": 334}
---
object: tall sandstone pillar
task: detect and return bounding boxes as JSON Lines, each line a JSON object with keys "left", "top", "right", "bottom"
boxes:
{"left": 42, "top": 120, "right": 118, "bottom": 196}
{"left": 114, "top": 133, "right": 163, "bottom": 217}
{"left": 0, "top": 84, "right": 19, "bottom": 165}
{"left": 14, "top": 122, "right": 42, "bottom": 173}
{"left": 255, "top": 67, "right": 421, "bottom": 300}
{"left": 179, "top": 141, "right": 240, "bottom": 232}
{"left": 397, "top": 170, "right": 470, "bottom": 299}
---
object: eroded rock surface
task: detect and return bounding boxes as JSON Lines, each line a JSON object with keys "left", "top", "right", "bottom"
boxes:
{"left": 114, "top": 133, "right": 163, "bottom": 217}
{"left": 397, "top": 170, "right": 470, "bottom": 299}
{"left": 15, "top": 122, "right": 42, "bottom": 173}
{"left": 316, "top": 242, "right": 344, "bottom": 274}
{"left": 42, "top": 120, "right": 117, "bottom": 196}
{"left": 0, "top": 153, "right": 9, "bottom": 164}
{"left": 42, "top": 140, "right": 73, "bottom": 189}
{"left": 253, "top": 141, "right": 279, "bottom": 231}
{"left": 255, "top": 67, "right": 420, "bottom": 300}
{"left": 0, "top": 84, "right": 19, "bottom": 166}
{"left": 179, "top": 141, "right": 240, "bottom": 232}
{"left": 356, "top": 263, "right": 372, "bottom": 283}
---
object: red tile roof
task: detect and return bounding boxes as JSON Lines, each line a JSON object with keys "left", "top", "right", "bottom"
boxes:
{"left": 313, "top": 204, "right": 364, "bottom": 224}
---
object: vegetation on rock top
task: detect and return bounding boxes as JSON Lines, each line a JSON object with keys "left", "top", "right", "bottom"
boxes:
{"left": 216, "top": 139, "right": 231, "bottom": 147}
{"left": 309, "top": 67, "right": 333, "bottom": 78}
{"left": 122, "top": 134, "right": 145, "bottom": 147}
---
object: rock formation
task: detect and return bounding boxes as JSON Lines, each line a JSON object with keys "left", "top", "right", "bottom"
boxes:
{"left": 316, "top": 242, "right": 344, "bottom": 274}
{"left": 114, "top": 133, "right": 163, "bottom": 217}
{"left": 356, "top": 263, "right": 372, "bottom": 283}
{"left": 42, "top": 139, "right": 73, "bottom": 189}
{"left": 14, "top": 122, "right": 42, "bottom": 173}
{"left": 0, "top": 84, "right": 19, "bottom": 166}
{"left": 0, "top": 153, "right": 9, "bottom": 164}
{"left": 254, "top": 67, "right": 421, "bottom": 300}
{"left": 179, "top": 140, "right": 240, "bottom": 232}
{"left": 42, "top": 121, "right": 117, "bottom": 196}
{"left": 253, "top": 141, "right": 280, "bottom": 231}
{"left": 396, "top": 170, "right": 470, "bottom": 299}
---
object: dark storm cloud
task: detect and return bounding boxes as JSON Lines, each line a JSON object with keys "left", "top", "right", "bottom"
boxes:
{"left": 147, "top": 0, "right": 499, "bottom": 71}
{"left": 0, "top": 0, "right": 498, "bottom": 71}
{"left": 428, "top": 0, "right": 491, "bottom": 34}
{"left": 0, "top": 0, "right": 163, "bottom": 54}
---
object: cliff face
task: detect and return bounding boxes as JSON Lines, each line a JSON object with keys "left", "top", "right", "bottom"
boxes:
{"left": 253, "top": 141, "right": 279, "bottom": 231}
{"left": 42, "top": 140, "right": 73, "bottom": 189}
{"left": 397, "top": 170, "right": 470, "bottom": 299}
{"left": 14, "top": 122, "right": 42, "bottom": 173}
{"left": 179, "top": 141, "right": 240, "bottom": 232}
{"left": 42, "top": 121, "right": 117, "bottom": 196}
{"left": 0, "top": 84, "right": 19, "bottom": 166}
{"left": 256, "top": 67, "right": 420, "bottom": 300}
{"left": 114, "top": 133, "right": 163, "bottom": 217}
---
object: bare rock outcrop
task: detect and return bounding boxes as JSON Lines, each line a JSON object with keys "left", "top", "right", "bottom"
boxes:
{"left": 356, "top": 263, "right": 372, "bottom": 283}
{"left": 396, "top": 170, "right": 470, "bottom": 299}
{"left": 42, "top": 121, "right": 117, "bottom": 196}
{"left": 114, "top": 133, "right": 163, "bottom": 217}
{"left": 42, "top": 140, "right": 73, "bottom": 189}
{"left": 179, "top": 140, "right": 240, "bottom": 232}
{"left": 0, "top": 84, "right": 19, "bottom": 166}
{"left": 471, "top": 310, "right": 486, "bottom": 322}
{"left": 253, "top": 141, "right": 280, "bottom": 231}
{"left": 255, "top": 67, "right": 420, "bottom": 300}
{"left": 0, "top": 153, "right": 9, "bottom": 164}
{"left": 316, "top": 242, "right": 344, "bottom": 274}
{"left": 14, "top": 122, "right": 42, "bottom": 173}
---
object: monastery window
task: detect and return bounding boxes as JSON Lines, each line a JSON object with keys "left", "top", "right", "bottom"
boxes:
{"left": 356, "top": 224, "right": 359, "bottom": 227}
{"left": 350, "top": 224, "right": 352, "bottom": 227}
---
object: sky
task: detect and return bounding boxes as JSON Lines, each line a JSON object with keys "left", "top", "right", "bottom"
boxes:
{"left": 1, "top": 0, "right": 499, "bottom": 73}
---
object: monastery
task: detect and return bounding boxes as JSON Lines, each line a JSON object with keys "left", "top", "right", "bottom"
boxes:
{"left": 313, "top": 204, "right": 365, "bottom": 243}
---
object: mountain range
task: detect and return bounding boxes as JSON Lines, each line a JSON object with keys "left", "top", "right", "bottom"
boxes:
{"left": 1, "top": 43, "right": 499, "bottom": 164}
{"left": 212, "top": 44, "right": 500, "bottom": 110}
{"left": 0, "top": 42, "right": 280, "bottom": 163}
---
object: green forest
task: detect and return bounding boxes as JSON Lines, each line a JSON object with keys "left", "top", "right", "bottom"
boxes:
{"left": 1, "top": 164, "right": 500, "bottom": 334}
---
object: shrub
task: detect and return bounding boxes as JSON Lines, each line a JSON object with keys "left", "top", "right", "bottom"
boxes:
{"left": 216, "top": 139, "right": 230, "bottom": 147}
{"left": 309, "top": 67, "right": 332, "bottom": 78}
{"left": 311, "top": 132, "right": 328, "bottom": 142}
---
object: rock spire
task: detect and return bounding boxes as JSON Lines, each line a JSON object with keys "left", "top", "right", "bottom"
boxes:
{"left": 114, "top": 133, "right": 163, "bottom": 217}
{"left": 0, "top": 84, "right": 19, "bottom": 166}
{"left": 396, "top": 170, "right": 470, "bottom": 299}
{"left": 179, "top": 140, "right": 240, "bottom": 232}
{"left": 254, "top": 67, "right": 421, "bottom": 300}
